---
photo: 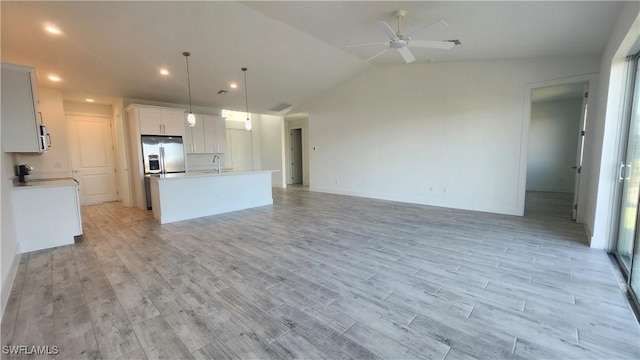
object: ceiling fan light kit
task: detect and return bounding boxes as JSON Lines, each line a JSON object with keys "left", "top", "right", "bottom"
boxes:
{"left": 349, "top": 9, "right": 459, "bottom": 64}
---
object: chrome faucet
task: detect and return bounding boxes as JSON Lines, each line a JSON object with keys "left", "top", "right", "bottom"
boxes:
{"left": 212, "top": 155, "right": 221, "bottom": 174}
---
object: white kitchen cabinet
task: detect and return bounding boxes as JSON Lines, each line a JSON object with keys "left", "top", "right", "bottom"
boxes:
{"left": 12, "top": 179, "right": 82, "bottom": 253}
{"left": 205, "top": 115, "right": 228, "bottom": 153}
{"left": 185, "top": 114, "right": 205, "bottom": 153}
{"left": 1, "top": 63, "right": 45, "bottom": 153}
{"left": 185, "top": 114, "right": 227, "bottom": 154}
{"left": 134, "top": 105, "right": 186, "bottom": 136}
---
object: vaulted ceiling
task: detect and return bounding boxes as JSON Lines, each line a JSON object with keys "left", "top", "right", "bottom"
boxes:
{"left": 0, "top": 1, "right": 623, "bottom": 114}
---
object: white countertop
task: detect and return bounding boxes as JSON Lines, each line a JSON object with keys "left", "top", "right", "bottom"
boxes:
{"left": 152, "top": 170, "right": 278, "bottom": 181}
{"left": 13, "top": 177, "right": 78, "bottom": 190}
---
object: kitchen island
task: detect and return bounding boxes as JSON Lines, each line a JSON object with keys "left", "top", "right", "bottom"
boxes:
{"left": 149, "top": 170, "right": 276, "bottom": 224}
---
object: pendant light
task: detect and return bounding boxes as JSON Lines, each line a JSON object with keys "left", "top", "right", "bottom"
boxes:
{"left": 183, "top": 52, "right": 196, "bottom": 127}
{"left": 242, "top": 67, "right": 251, "bottom": 131}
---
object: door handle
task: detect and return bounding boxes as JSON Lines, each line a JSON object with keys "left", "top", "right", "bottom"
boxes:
{"left": 571, "top": 166, "right": 578, "bottom": 169}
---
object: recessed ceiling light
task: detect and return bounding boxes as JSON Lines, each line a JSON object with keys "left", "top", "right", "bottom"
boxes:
{"left": 48, "top": 74, "right": 62, "bottom": 82}
{"left": 159, "top": 68, "right": 169, "bottom": 76}
{"left": 44, "top": 25, "right": 62, "bottom": 35}
{"left": 230, "top": 83, "right": 237, "bottom": 89}
{"left": 85, "top": 98, "right": 95, "bottom": 103}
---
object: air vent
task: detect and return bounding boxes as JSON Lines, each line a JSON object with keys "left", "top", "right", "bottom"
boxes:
{"left": 217, "top": 89, "right": 229, "bottom": 95}
{"left": 445, "top": 39, "right": 462, "bottom": 45}
{"left": 269, "top": 103, "right": 292, "bottom": 112}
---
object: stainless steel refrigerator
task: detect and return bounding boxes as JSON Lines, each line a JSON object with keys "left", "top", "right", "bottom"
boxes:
{"left": 141, "top": 135, "right": 185, "bottom": 209}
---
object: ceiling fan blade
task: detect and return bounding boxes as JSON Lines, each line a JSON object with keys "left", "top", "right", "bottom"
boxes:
{"left": 346, "top": 42, "right": 389, "bottom": 48}
{"left": 365, "top": 48, "right": 390, "bottom": 62}
{"left": 406, "top": 20, "right": 448, "bottom": 38}
{"left": 397, "top": 47, "right": 416, "bottom": 63}
{"left": 409, "top": 40, "right": 455, "bottom": 50}
{"left": 378, "top": 21, "right": 398, "bottom": 40}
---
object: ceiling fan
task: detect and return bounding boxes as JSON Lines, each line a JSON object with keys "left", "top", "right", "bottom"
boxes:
{"left": 348, "top": 10, "right": 459, "bottom": 64}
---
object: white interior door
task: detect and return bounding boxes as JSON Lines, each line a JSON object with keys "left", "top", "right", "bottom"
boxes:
{"left": 67, "top": 114, "right": 118, "bottom": 205}
{"left": 228, "top": 129, "right": 253, "bottom": 171}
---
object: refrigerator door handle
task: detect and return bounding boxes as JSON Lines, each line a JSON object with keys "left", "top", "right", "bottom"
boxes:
{"left": 160, "top": 146, "right": 166, "bottom": 174}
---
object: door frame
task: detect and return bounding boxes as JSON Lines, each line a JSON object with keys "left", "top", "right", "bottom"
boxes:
{"left": 572, "top": 84, "right": 590, "bottom": 221}
{"left": 65, "top": 111, "right": 119, "bottom": 204}
{"left": 284, "top": 115, "right": 309, "bottom": 187}
{"left": 517, "top": 73, "right": 598, "bottom": 219}
{"left": 289, "top": 128, "right": 303, "bottom": 184}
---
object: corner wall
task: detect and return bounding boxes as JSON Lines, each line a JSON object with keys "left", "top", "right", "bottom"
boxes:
{"left": 257, "top": 114, "right": 286, "bottom": 187}
{"left": 297, "top": 56, "right": 600, "bottom": 216}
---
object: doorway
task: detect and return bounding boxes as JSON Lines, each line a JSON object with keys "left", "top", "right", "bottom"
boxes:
{"left": 67, "top": 114, "right": 119, "bottom": 205}
{"left": 524, "top": 82, "right": 589, "bottom": 219}
{"left": 290, "top": 128, "right": 303, "bottom": 184}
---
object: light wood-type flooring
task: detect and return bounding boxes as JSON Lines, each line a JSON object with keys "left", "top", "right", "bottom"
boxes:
{"left": 2, "top": 189, "right": 639, "bottom": 359}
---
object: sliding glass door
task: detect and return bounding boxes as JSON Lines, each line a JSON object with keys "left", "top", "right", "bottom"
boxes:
{"left": 628, "top": 56, "right": 640, "bottom": 303}
{"left": 614, "top": 53, "right": 640, "bottom": 309}
{"left": 615, "top": 55, "right": 640, "bottom": 272}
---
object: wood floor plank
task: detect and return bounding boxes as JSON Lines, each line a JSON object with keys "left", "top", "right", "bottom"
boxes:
{"left": 191, "top": 341, "right": 239, "bottom": 360}
{"left": 164, "top": 309, "right": 219, "bottom": 353}
{"left": 51, "top": 246, "right": 101, "bottom": 360}
{"left": 83, "top": 297, "right": 140, "bottom": 360}
{"left": 268, "top": 304, "right": 379, "bottom": 360}
{"left": 131, "top": 315, "right": 192, "bottom": 360}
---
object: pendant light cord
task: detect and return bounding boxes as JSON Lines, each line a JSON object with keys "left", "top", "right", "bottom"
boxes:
{"left": 242, "top": 68, "right": 249, "bottom": 119}
{"left": 184, "top": 52, "right": 193, "bottom": 114}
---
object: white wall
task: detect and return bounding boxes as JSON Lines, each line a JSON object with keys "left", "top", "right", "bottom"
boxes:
{"left": 587, "top": 4, "right": 640, "bottom": 249}
{"left": 297, "top": 56, "right": 600, "bottom": 216}
{"left": 284, "top": 114, "right": 310, "bottom": 186}
{"left": 0, "top": 152, "right": 19, "bottom": 320}
{"left": 257, "top": 114, "right": 286, "bottom": 187}
{"left": 64, "top": 101, "right": 112, "bottom": 115}
{"left": 16, "top": 87, "right": 73, "bottom": 179}
{"left": 527, "top": 97, "right": 583, "bottom": 193}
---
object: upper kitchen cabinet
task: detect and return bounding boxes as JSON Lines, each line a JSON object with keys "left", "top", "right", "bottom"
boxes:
{"left": 185, "top": 114, "right": 205, "bottom": 153}
{"left": 1, "top": 63, "right": 46, "bottom": 153}
{"left": 132, "top": 105, "right": 186, "bottom": 136}
{"left": 185, "top": 114, "right": 227, "bottom": 154}
{"left": 208, "top": 115, "right": 228, "bottom": 154}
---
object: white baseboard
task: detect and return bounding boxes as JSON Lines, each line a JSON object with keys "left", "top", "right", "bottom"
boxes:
{"left": 1, "top": 244, "right": 22, "bottom": 323}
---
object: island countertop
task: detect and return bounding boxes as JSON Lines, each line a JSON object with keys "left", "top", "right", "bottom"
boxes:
{"left": 155, "top": 170, "right": 277, "bottom": 180}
